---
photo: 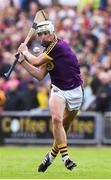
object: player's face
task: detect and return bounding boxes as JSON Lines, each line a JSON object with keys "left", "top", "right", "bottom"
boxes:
{"left": 37, "top": 31, "right": 53, "bottom": 47}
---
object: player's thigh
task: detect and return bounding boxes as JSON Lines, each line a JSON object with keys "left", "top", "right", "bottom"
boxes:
{"left": 63, "top": 108, "right": 78, "bottom": 132}
{"left": 49, "top": 94, "right": 66, "bottom": 120}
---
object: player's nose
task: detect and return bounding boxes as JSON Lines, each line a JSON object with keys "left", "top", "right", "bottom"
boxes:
{"left": 41, "top": 34, "right": 46, "bottom": 40}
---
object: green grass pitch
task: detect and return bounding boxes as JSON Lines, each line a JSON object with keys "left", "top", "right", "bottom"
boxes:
{"left": 0, "top": 146, "right": 111, "bottom": 179}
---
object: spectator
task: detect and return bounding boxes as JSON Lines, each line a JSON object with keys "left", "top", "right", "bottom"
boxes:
{"left": 23, "top": 78, "right": 39, "bottom": 110}
{"left": 94, "top": 72, "right": 111, "bottom": 112}
{"left": 4, "top": 79, "right": 26, "bottom": 111}
{"left": 0, "top": 89, "right": 6, "bottom": 114}
{"left": 37, "top": 82, "right": 49, "bottom": 109}
{"left": 81, "top": 66, "right": 95, "bottom": 111}
{"left": 99, "top": 0, "right": 107, "bottom": 10}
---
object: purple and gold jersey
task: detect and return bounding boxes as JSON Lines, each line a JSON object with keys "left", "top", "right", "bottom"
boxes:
{"left": 44, "top": 38, "right": 83, "bottom": 90}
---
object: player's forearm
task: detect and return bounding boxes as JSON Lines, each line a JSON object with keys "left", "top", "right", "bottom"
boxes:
{"left": 23, "top": 51, "right": 46, "bottom": 66}
{"left": 21, "top": 60, "right": 44, "bottom": 80}
{"left": 23, "top": 50, "right": 39, "bottom": 65}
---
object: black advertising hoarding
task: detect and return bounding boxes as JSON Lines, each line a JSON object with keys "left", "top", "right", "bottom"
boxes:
{"left": 68, "top": 116, "right": 95, "bottom": 139}
{"left": 0, "top": 112, "right": 53, "bottom": 144}
{"left": 102, "top": 112, "right": 111, "bottom": 144}
{"left": 0, "top": 111, "right": 102, "bottom": 145}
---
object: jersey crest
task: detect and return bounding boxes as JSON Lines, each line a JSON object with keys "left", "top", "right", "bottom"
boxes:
{"left": 46, "top": 61, "right": 54, "bottom": 71}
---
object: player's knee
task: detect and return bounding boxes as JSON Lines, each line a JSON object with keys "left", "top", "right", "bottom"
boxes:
{"left": 52, "top": 114, "right": 62, "bottom": 127}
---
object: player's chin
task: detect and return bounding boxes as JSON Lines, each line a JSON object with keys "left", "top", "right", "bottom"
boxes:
{"left": 41, "top": 41, "right": 51, "bottom": 47}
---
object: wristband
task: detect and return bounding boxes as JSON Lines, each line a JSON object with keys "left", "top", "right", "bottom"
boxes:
{"left": 19, "top": 59, "right": 24, "bottom": 64}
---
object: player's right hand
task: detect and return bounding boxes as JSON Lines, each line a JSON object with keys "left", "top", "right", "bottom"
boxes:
{"left": 18, "top": 53, "right": 24, "bottom": 64}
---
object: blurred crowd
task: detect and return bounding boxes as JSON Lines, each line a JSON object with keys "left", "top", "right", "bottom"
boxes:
{"left": 0, "top": 0, "right": 111, "bottom": 113}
